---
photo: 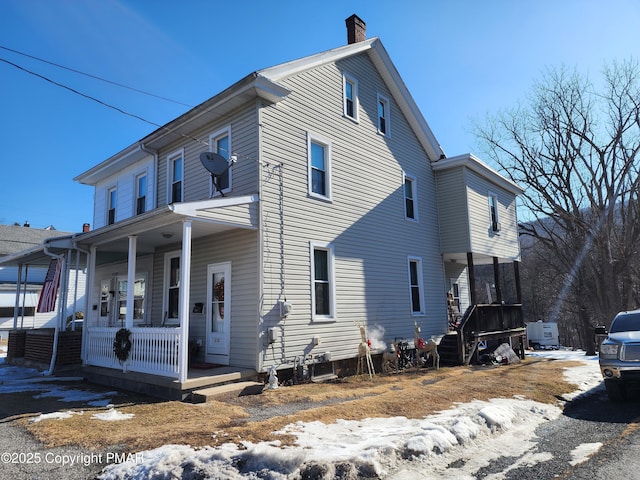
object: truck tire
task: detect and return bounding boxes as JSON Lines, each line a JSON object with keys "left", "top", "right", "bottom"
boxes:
{"left": 604, "top": 379, "right": 626, "bottom": 402}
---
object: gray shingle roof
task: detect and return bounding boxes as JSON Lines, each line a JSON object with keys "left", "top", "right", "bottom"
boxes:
{"left": 0, "top": 225, "right": 72, "bottom": 256}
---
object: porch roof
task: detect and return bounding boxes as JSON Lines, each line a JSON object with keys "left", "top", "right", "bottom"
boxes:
{"left": 0, "top": 195, "right": 259, "bottom": 267}
{"left": 75, "top": 194, "right": 259, "bottom": 260}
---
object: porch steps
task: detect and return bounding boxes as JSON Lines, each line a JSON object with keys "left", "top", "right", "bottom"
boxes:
{"left": 191, "top": 381, "right": 264, "bottom": 403}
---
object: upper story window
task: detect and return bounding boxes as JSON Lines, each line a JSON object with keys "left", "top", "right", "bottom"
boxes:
{"left": 377, "top": 94, "right": 390, "bottom": 136}
{"left": 209, "top": 127, "right": 232, "bottom": 196}
{"left": 488, "top": 192, "right": 501, "bottom": 232}
{"left": 107, "top": 187, "right": 117, "bottom": 225}
{"left": 135, "top": 173, "right": 147, "bottom": 215}
{"left": 311, "top": 242, "right": 336, "bottom": 321}
{"left": 408, "top": 256, "right": 425, "bottom": 316}
{"left": 168, "top": 151, "right": 183, "bottom": 203}
{"left": 343, "top": 73, "right": 359, "bottom": 121}
{"left": 308, "top": 133, "right": 332, "bottom": 200}
{"left": 403, "top": 173, "right": 418, "bottom": 221}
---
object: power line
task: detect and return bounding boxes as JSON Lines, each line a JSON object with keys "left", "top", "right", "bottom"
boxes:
{"left": 0, "top": 44, "right": 194, "bottom": 108}
{"left": 0, "top": 56, "right": 210, "bottom": 148}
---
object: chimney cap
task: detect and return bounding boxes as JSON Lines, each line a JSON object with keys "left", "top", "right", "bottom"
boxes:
{"left": 346, "top": 14, "right": 366, "bottom": 44}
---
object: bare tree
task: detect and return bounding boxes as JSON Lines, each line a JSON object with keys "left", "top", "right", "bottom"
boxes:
{"left": 476, "top": 60, "right": 640, "bottom": 350}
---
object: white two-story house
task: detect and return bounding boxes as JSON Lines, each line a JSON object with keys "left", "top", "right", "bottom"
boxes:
{"left": 1, "top": 16, "right": 523, "bottom": 397}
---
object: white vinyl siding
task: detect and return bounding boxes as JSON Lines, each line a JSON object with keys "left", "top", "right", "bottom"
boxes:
{"left": 259, "top": 53, "right": 447, "bottom": 369}
{"left": 91, "top": 156, "right": 155, "bottom": 229}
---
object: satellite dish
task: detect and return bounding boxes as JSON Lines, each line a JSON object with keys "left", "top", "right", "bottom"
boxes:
{"left": 200, "top": 152, "right": 230, "bottom": 176}
{"left": 200, "top": 152, "right": 232, "bottom": 196}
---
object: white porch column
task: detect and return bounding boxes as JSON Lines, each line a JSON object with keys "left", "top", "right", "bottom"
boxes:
{"left": 81, "top": 246, "right": 97, "bottom": 363}
{"left": 178, "top": 220, "right": 192, "bottom": 383}
{"left": 126, "top": 236, "right": 137, "bottom": 329}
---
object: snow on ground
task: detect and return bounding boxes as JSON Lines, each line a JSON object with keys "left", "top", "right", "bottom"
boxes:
{"left": 95, "top": 349, "right": 603, "bottom": 480}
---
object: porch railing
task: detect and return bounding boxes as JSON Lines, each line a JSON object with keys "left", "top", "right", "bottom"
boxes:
{"left": 456, "top": 304, "right": 525, "bottom": 365}
{"left": 84, "top": 327, "right": 181, "bottom": 378}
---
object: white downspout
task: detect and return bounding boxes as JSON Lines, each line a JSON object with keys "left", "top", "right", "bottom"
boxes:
{"left": 42, "top": 246, "right": 65, "bottom": 376}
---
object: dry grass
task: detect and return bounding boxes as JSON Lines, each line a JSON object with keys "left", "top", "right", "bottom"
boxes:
{"left": 23, "top": 357, "right": 580, "bottom": 452}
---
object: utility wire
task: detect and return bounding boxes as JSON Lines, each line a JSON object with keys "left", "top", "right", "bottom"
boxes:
{"left": 0, "top": 44, "right": 194, "bottom": 108}
{"left": 0, "top": 56, "right": 210, "bottom": 148}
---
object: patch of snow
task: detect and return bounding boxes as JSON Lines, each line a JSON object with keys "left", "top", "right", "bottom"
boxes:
{"left": 91, "top": 408, "right": 134, "bottom": 422}
{"left": 30, "top": 410, "right": 83, "bottom": 423}
{"left": 569, "top": 442, "right": 603, "bottom": 466}
{"left": 34, "top": 386, "right": 119, "bottom": 403}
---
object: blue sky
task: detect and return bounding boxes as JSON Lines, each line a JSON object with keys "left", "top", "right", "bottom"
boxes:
{"left": 1, "top": 0, "right": 639, "bottom": 232}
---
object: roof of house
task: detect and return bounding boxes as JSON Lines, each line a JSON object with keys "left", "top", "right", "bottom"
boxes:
{"left": 74, "top": 36, "right": 446, "bottom": 186}
{"left": 0, "top": 225, "right": 71, "bottom": 256}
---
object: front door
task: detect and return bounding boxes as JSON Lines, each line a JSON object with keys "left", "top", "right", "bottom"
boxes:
{"left": 206, "top": 262, "right": 231, "bottom": 364}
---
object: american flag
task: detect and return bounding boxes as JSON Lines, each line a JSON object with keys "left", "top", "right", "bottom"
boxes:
{"left": 37, "top": 258, "right": 62, "bottom": 313}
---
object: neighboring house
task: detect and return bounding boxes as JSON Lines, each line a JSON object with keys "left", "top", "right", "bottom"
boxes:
{"left": 0, "top": 16, "right": 523, "bottom": 396}
{"left": 0, "top": 224, "right": 85, "bottom": 335}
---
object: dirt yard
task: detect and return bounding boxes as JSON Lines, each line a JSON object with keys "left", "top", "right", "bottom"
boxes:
{"left": 16, "top": 356, "right": 580, "bottom": 453}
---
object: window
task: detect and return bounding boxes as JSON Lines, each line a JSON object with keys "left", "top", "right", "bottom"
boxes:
{"left": 209, "top": 127, "right": 232, "bottom": 195}
{"left": 136, "top": 174, "right": 147, "bottom": 215}
{"left": 488, "top": 192, "right": 500, "bottom": 232}
{"left": 403, "top": 173, "right": 417, "bottom": 221}
{"left": 116, "top": 275, "right": 146, "bottom": 325}
{"left": 164, "top": 252, "right": 181, "bottom": 324}
{"left": 343, "top": 73, "right": 359, "bottom": 121}
{"left": 311, "top": 242, "right": 336, "bottom": 321}
{"left": 377, "top": 94, "right": 390, "bottom": 136}
{"left": 107, "top": 187, "right": 117, "bottom": 225}
{"left": 169, "top": 151, "right": 183, "bottom": 203}
{"left": 308, "top": 133, "right": 332, "bottom": 200}
{"left": 408, "top": 257, "right": 425, "bottom": 315}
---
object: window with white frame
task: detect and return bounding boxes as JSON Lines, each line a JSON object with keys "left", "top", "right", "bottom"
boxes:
{"left": 116, "top": 274, "right": 147, "bottom": 325}
{"left": 311, "top": 242, "right": 336, "bottom": 321}
{"left": 408, "top": 256, "right": 425, "bottom": 315}
{"left": 135, "top": 173, "right": 147, "bottom": 215}
{"left": 308, "top": 133, "right": 332, "bottom": 200}
{"left": 107, "top": 187, "right": 117, "bottom": 225}
{"left": 343, "top": 73, "right": 359, "bottom": 121}
{"left": 164, "top": 251, "right": 181, "bottom": 324}
{"left": 377, "top": 94, "right": 390, "bottom": 136}
{"left": 403, "top": 173, "right": 417, "bottom": 221}
{"left": 209, "top": 127, "right": 232, "bottom": 195}
{"left": 168, "top": 151, "right": 183, "bottom": 203}
{"left": 488, "top": 192, "right": 500, "bottom": 232}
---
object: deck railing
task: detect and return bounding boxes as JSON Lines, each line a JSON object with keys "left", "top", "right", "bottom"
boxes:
{"left": 84, "top": 327, "right": 181, "bottom": 378}
{"left": 456, "top": 304, "right": 525, "bottom": 365}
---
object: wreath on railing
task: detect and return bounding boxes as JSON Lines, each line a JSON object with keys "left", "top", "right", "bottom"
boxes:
{"left": 113, "top": 328, "right": 132, "bottom": 363}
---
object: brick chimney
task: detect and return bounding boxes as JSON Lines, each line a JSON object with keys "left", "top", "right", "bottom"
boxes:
{"left": 346, "top": 14, "right": 366, "bottom": 44}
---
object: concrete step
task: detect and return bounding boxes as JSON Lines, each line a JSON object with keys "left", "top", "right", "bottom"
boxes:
{"left": 191, "top": 381, "right": 264, "bottom": 403}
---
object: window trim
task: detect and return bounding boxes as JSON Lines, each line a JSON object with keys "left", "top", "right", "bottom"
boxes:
{"left": 307, "top": 132, "right": 332, "bottom": 201}
{"left": 208, "top": 126, "right": 232, "bottom": 197}
{"left": 488, "top": 191, "right": 501, "bottom": 233}
{"left": 163, "top": 250, "right": 181, "bottom": 325}
{"left": 107, "top": 186, "right": 117, "bottom": 225}
{"left": 408, "top": 256, "right": 426, "bottom": 316}
{"left": 403, "top": 172, "right": 418, "bottom": 222}
{"left": 167, "top": 149, "right": 184, "bottom": 204}
{"left": 343, "top": 73, "right": 359, "bottom": 122}
{"left": 310, "top": 241, "right": 336, "bottom": 322}
{"left": 135, "top": 172, "right": 147, "bottom": 215}
{"left": 377, "top": 93, "right": 391, "bottom": 137}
